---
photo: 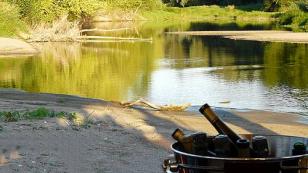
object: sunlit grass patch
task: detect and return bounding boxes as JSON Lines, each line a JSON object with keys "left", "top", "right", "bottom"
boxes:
{"left": 0, "top": 108, "right": 95, "bottom": 129}
{"left": 142, "top": 5, "right": 275, "bottom": 24}
{"left": 0, "top": 107, "right": 61, "bottom": 122}
{"left": 276, "top": 1, "right": 308, "bottom": 31}
{"left": 0, "top": 2, "right": 26, "bottom": 36}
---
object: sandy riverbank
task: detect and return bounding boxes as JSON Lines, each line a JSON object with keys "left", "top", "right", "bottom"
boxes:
{"left": 0, "top": 90, "right": 307, "bottom": 173}
{"left": 0, "top": 37, "right": 38, "bottom": 57}
{"left": 168, "top": 31, "right": 308, "bottom": 43}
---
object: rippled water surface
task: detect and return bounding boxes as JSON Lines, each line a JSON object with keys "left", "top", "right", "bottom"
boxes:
{"left": 0, "top": 22, "right": 307, "bottom": 115}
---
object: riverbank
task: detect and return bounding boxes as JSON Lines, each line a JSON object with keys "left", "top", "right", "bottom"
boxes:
{"left": 169, "top": 30, "right": 308, "bottom": 43}
{"left": 0, "top": 37, "right": 38, "bottom": 56}
{"left": 0, "top": 90, "right": 307, "bottom": 172}
{"left": 1, "top": 2, "right": 307, "bottom": 43}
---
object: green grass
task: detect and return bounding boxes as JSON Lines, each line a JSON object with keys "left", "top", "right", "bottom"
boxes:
{"left": 1, "top": 0, "right": 307, "bottom": 37}
{"left": 0, "top": 107, "right": 94, "bottom": 129}
{"left": 102, "top": 0, "right": 164, "bottom": 10}
{"left": 142, "top": 5, "right": 275, "bottom": 25}
{"left": 0, "top": 107, "right": 74, "bottom": 122}
{"left": 5, "top": 0, "right": 103, "bottom": 23}
{"left": 276, "top": 1, "right": 308, "bottom": 31}
{"left": 0, "top": 2, "right": 26, "bottom": 36}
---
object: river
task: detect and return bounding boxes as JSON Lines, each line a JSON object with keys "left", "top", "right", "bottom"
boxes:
{"left": 0, "top": 21, "right": 307, "bottom": 115}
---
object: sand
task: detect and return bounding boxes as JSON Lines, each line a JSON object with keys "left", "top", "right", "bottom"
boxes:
{"left": 0, "top": 90, "right": 307, "bottom": 173}
{"left": 0, "top": 37, "right": 38, "bottom": 57}
{"left": 168, "top": 31, "right": 308, "bottom": 43}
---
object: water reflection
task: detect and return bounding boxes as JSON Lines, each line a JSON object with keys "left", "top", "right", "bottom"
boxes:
{"left": 189, "top": 22, "right": 277, "bottom": 31}
{"left": 0, "top": 41, "right": 160, "bottom": 101}
{"left": 0, "top": 23, "right": 307, "bottom": 115}
{"left": 155, "top": 35, "right": 308, "bottom": 115}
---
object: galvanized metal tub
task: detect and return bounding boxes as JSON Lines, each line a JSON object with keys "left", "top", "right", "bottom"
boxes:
{"left": 164, "top": 134, "right": 308, "bottom": 173}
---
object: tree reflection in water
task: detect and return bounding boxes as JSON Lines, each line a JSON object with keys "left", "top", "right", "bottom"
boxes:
{"left": 0, "top": 24, "right": 307, "bottom": 115}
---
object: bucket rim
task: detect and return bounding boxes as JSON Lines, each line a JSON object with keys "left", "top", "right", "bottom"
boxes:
{"left": 171, "top": 134, "right": 308, "bottom": 161}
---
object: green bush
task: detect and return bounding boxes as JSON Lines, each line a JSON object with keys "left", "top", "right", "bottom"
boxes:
{"left": 6, "top": 0, "right": 103, "bottom": 23}
{"left": 277, "top": 1, "right": 308, "bottom": 31}
{"left": 103, "top": 0, "right": 163, "bottom": 10}
{"left": 263, "top": 0, "right": 307, "bottom": 12}
{"left": 0, "top": 1, "right": 25, "bottom": 36}
{"left": 165, "top": 0, "right": 263, "bottom": 7}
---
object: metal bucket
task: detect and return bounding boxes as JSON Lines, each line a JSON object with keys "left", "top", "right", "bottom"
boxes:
{"left": 164, "top": 134, "right": 308, "bottom": 173}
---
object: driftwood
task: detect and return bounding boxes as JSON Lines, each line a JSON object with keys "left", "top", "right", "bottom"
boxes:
{"left": 121, "top": 98, "right": 191, "bottom": 111}
{"left": 76, "top": 36, "right": 152, "bottom": 42}
{"left": 80, "top": 28, "right": 133, "bottom": 33}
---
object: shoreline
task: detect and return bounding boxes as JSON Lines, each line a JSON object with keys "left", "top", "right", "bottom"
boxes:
{"left": 168, "top": 30, "right": 308, "bottom": 43}
{"left": 0, "top": 90, "right": 307, "bottom": 172}
{"left": 1, "top": 30, "right": 308, "bottom": 57}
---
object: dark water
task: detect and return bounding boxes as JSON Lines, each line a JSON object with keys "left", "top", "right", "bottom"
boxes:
{"left": 0, "top": 22, "right": 307, "bottom": 115}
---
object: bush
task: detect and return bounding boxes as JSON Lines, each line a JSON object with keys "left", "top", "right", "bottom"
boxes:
{"left": 277, "top": 1, "right": 308, "bottom": 31}
{"left": 103, "top": 0, "right": 163, "bottom": 10}
{"left": 263, "top": 0, "right": 307, "bottom": 12}
{"left": 6, "top": 0, "right": 103, "bottom": 23}
{"left": 0, "top": 2, "right": 25, "bottom": 36}
{"left": 165, "top": 0, "right": 263, "bottom": 7}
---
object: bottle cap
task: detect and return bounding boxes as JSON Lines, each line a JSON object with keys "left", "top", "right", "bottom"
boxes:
{"left": 253, "top": 136, "right": 267, "bottom": 141}
{"left": 252, "top": 136, "right": 268, "bottom": 149}
{"left": 192, "top": 133, "right": 207, "bottom": 143}
{"left": 236, "top": 139, "right": 250, "bottom": 148}
{"left": 293, "top": 142, "right": 306, "bottom": 151}
{"left": 172, "top": 128, "right": 184, "bottom": 140}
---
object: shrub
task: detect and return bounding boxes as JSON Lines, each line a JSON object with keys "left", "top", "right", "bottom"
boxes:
{"left": 263, "top": 0, "right": 307, "bottom": 12}
{"left": 164, "top": 0, "right": 263, "bottom": 7}
{"left": 0, "top": 1, "right": 25, "bottom": 36}
{"left": 6, "top": 0, "right": 103, "bottom": 23}
{"left": 277, "top": 1, "right": 308, "bottom": 31}
{"left": 103, "top": 0, "right": 163, "bottom": 10}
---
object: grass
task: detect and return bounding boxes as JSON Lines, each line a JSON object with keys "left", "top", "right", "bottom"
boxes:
{"left": 0, "top": 107, "right": 95, "bottom": 129}
{"left": 275, "top": 1, "right": 308, "bottom": 31}
{"left": 26, "top": 16, "right": 80, "bottom": 42}
{"left": 1, "top": 1, "right": 307, "bottom": 38}
{"left": 0, "top": 2, "right": 26, "bottom": 36}
{"left": 0, "top": 107, "right": 69, "bottom": 122}
{"left": 142, "top": 5, "right": 275, "bottom": 25}
{"left": 102, "top": 0, "right": 164, "bottom": 10}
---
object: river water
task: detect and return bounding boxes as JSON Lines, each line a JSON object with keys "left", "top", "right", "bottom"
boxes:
{"left": 0, "top": 22, "right": 307, "bottom": 115}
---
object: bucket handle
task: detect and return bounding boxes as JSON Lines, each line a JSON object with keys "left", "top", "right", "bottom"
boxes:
{"left": 178, "top": 163, "right": 224, "bottom": 171}
{"left": 163, "top": 158, "right": 224, "bottom": 173}
{"left": 280, "top": 156, "right": 308, "bottom": 170}
{"left": 163, "top": 159, "right": 178, "bottom": 173}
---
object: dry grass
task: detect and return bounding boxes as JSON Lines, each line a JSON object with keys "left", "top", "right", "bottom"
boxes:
{"left": 24, "top": 16, "right": 80, "bottom": 42}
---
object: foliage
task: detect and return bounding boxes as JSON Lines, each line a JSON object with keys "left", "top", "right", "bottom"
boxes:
{"left": 0, "top": 1, "right": 25, "bottom": 36}
{"left": 0, "top": 107, "right": 50, "bottom": 121}
{"left": 142, "top": 5, "right": 273, "bottom": 23}
{"left": 165, "top": 0, "right": 263, "bottom": 7}
{"left": 5, "top": 0, "right": 103, "bottom": 23}
{"left": 263, "top": 0, "right": 308, "bottom": 12}
{"left": 102, "top": 0, "right": 163, "bottom": 10}
{"left": 28, "top": 16, "right": 79, "bottom": 42}
{"left": 276, "top": 1, "right": 308, "bottom": 31}
{"left": 0, "top": 107, "right": 76, "bottom": 121}
{"left": 0, "top": 107, "right": 94, "bottom": 129}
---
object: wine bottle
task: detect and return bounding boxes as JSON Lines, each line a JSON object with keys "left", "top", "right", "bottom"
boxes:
{"left": 199, "top": 104, "right": 243, "bottom": 146}
{"left": 213, "top": 134, "right": 232, "bottom": 157}
{"left": 252, "top": 136, "right": 269, "bottom": 157}
{"left": 172, "top": 128, "right": 194, "bottom": 152}
{"left": 236, "top": 139, "right": 250, "bottom": 157}
{"left": 172, "top": 128, "right": 209, "bottom": 155}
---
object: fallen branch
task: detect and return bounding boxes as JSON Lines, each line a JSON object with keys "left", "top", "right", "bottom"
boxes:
{"left": 76, "top": 39, "right": 152, "bottom": 43}
{"left": 121, "top": 99, "right": 191, "bottom": 111}
{"left": 80, "top": 28, "right": 133, "bottom": 33}
{"left": 76, "top": 35, "right": 152, "bottom": 41}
